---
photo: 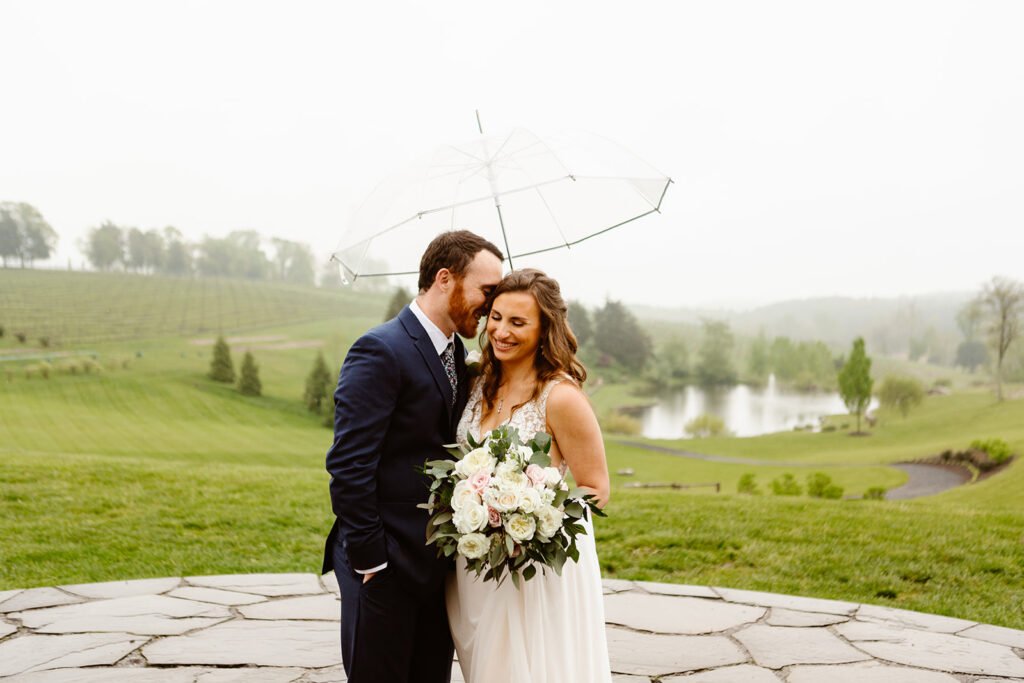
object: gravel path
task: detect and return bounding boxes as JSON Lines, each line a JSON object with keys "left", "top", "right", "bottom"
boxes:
{"left": 614, "top": 440, "right": 970, "bottom": 500}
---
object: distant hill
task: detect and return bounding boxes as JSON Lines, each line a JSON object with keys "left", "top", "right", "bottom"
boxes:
{"left": 0, "top": 269, "right": 388, "bottom": 344}
{"left": 633, "top": 291, "right": 976, "bottom": 356}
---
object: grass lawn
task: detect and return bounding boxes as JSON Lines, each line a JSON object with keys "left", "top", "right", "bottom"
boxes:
{"left": 1, "top": 272, "right": 1022, "bottom": 630}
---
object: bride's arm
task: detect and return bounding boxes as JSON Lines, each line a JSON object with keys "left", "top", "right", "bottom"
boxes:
{"left": 546, "top": 382, "right": 610, "bottom": 508}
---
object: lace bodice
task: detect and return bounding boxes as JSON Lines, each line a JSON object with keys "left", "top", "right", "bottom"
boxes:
{"left": 456, "top": 375, "right": 571, "bottom": 473}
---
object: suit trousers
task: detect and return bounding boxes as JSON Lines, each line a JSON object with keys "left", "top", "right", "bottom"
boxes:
{"left": 333, "top": 543, "right": 454, "bottom": 683}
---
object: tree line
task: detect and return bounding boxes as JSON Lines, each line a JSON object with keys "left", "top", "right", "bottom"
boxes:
{"left": 0, "top": 202, "right": 58, "bottom": 267}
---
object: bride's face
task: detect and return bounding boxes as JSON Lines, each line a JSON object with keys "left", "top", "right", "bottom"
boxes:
{"left": 486, "top": 291, "right": 542, "bottom": 365}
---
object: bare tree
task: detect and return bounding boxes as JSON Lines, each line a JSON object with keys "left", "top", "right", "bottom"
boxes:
{"left": 981, "top": 276, "right": 1024, "bottom": 401}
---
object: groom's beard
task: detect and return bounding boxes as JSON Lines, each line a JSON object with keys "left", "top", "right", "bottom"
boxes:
{"left": 449, "top": 278, "right": 482, "bottom": 339}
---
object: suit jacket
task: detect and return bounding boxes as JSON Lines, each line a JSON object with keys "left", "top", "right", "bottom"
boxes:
{"left": 322, "top": 305, "right": 469, "bottom": 594}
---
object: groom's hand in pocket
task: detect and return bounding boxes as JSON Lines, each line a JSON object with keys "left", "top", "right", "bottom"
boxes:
{"left": 362, "top": 572, "right": 377, "bottom": 584}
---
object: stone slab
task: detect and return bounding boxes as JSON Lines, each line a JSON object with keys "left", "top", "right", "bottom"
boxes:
{"left": 602, "top": 579, "right": 636, "bottom": 593}
{"left": 320, "top": 572, "right": 340, "bottom": 595}
{"left": 35, "top": 615, "right": 226, "bottom": 635}
{"left": 857, "top": 603, "right": 977, "bottom": 633}
{"left": 143, "top": 619, "right": 341, "bottom": 667}
{"left": 635, "top": 581, "right": 719, "bottom": 599}
{"left": 10, "top": 668, "right": 306, "bottom": 682}
{"left": 169, "top": 586, "right": 268, "bottom": 606}
{"left": 836, "top": 620, "right": 1024, "bottom": 677}
{"left": 714, "top": 587, "right": 858, "bottom": 615}
{"left": 766, "top": 607, "right": 849, "bottom": 627}
{"left": 59, "top": 578, "right": 181, "bottom": 599}
{"left": 606, "top": 626, "right": 747, "bottom": 676}
{"left": 959, "top": 622, "right": 1024, "bottom": 649}
{"left": 788, "top": 661, "right": 961, "bottom": 682}
{"left": 0, "top": 587, "right": 84, "bottom": 613}
{"left": 610, "top": 676, "right": 649, "bottom": 683}
{"left": 663, "top": 664, "right": 783, "bottom": 681}
{"left": 604, "top": 592, "right": 763, "bottom": 634}
{"left": 239, "top": 594, "right": 340, "bottom": 621}
{"left": 13, "top": 594, "right": 231, "bottom": 628}
{"left": 1, "top": 621, "right": 17, "bottom": 639}
{"left": 0, "top": 632, "right": 149, "bottom": 677}
{"left": 185, "top": 573, "right": 323, "bottom": 597}
{"left": 0, "top": 588, "right": 23, "bottom": 607}
{"left": 305, "top": 665, "right": 349, "bottom": 682}
{"left": 734, "top": 624, "right": 870, "bottom": 668}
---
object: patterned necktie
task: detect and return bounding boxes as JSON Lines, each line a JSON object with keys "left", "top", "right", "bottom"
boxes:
{"left": 441, "top": 342, "right": 457, "bottom": 406}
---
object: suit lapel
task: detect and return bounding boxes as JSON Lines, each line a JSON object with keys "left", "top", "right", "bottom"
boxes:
{"left": 399, "top": 307, "right": 455, "bottom": 420}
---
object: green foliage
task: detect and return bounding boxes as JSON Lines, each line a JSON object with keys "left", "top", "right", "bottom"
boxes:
{"left": 208, "top": 336, "right": 235, "bottom": 383}
{"left": 955, "top": 341, "right": 987, "bottom": 373}
{"left": 770, "top": 473, "right": 802, "bottom": 496}
{"left": 0, "top": 201, "right": 58, "bottom": 267}
{"left": 863, "top": 487, "right": 886, "bottom": 500}
{"left": 384, "top": 287, "right": 412, "bottom": 321}
{"left": 644, "top": 335, "right": 689, "bottom": 388}
{"left": 0, "top": 323, "right": 4, "bottom": 338}
{"left": 737, "top": 473, "right": 760, "bottom": 494}
{"left": 806, "top": 472, "right": 844, "bottom": 499}
{"left": 85, "top": 221, "right": 125, "bottom": 271}
{"left": 599, "top": 411, "right": 642, "bottom": 436}
{"left": 37, "top": 361, "right": 52, "bottom": 379}
{"left": 696, "top": 319, "right": 737, "bottom": 386}
{"left": 593, "top": 299, "right": 652, "bottom": 372}
{"left": 970, "top": 438, "right": 1013, "bottom": 464}
{"left": 838, "top": 337, "right": 873, "bottom": 432}
{"left": 237, "top": 351, "right": 262, "bottom": 396}
{"left": 747, "top": 333, "right": 770, "bottom": 381}
{"left": 685, "top": 413, "right": 727, "bottom": 438}
{"left": 908, "top": 337, "right": 928, "bottom": 362}
{"left": 304, "top": 351, "right": 334, "bottom": 413}
{"left": 567, "top": 300, "right": 593, "bottom": 346}
{"left": 877, "top": 374, "right": 925, "bottom": 418}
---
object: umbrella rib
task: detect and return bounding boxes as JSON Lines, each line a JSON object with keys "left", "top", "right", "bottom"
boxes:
{"left": 509, "top": 208, "right": 663, "bottom": 259}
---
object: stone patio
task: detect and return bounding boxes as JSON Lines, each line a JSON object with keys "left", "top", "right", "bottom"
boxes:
{"left": 2, "top": 574, "right": 1023, "bottom": 681}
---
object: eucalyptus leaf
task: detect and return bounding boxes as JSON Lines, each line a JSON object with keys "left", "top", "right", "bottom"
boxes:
{"left": 523, "top": 564, "right": 537, "bottom": 581}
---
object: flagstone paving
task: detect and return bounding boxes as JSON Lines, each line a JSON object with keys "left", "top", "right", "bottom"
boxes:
{"left": 1, "top": 574, "right": 1022, "bottom": 681}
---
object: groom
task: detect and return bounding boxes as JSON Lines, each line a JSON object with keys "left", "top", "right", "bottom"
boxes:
{"left": 323, "top": 230, "right": 504, "bottom": 683}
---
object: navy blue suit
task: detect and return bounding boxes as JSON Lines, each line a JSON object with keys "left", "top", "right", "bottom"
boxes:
{"left": 323, "top": 305, "right": 467, "bottom": 683}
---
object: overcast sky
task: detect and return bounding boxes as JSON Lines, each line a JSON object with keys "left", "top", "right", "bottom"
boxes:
{"left": 2, "top": 0, "right": 1022, "bottom": 308}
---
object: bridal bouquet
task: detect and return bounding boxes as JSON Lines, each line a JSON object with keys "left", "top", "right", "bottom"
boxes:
{"left": 420, "top": 425, "right": 604, "bottom": 587}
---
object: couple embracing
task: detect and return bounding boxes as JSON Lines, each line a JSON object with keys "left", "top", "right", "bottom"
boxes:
{"left": 323, "top": 231, "right": 612, "bottom": 682}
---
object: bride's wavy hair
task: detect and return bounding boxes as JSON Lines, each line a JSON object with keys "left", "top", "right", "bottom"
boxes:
{"left": 479, "top": 268, "right": 587, "bottom": 414}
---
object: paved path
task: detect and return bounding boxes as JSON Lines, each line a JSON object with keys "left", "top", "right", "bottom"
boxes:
{"left": 615, "top": 440, "right": 970, "bottom": 500}
{"left": 2, "top": 574, "right": 1023, "bottom": 681}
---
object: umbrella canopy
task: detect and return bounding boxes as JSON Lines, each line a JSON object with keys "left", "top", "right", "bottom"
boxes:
{"left": 331, "top": 127, "right": 671, "bottom": 284}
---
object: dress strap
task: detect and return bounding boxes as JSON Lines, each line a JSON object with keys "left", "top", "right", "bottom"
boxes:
{"left": 537, "top": 374, "right": 572, "bottom": 419}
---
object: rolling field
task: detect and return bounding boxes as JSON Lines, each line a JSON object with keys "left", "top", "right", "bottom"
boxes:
{"left": 1, "top": 272, "right": 1022, "bottom": 629}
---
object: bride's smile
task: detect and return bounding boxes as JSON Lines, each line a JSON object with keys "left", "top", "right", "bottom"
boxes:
{"left": 486, "top": 291, "right": 541, "bottom": 363}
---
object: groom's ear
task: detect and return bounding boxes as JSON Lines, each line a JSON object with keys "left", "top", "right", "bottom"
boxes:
{"left": 434, "top": 268, "right": 453, "bottom": 292}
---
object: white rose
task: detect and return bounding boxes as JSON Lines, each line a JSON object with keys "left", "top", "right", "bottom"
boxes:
{"left": 504, "top": 513, "right": 536, "bottom": 543}
{"left": 539, "top": 487, "right": 556, "bottom": 505}
{"left": 484, "top": 487, "right": 520, "bottom": 513}
{"left": 457, "top": 532, "right": 488, "bottom": 559}
{"left": 455, "top": 447, "right": 497, "bottom": 478}
{"left": 542, "top": 467, "right": 563, "bottom": 488}
{"left": 535, "top": 504, "right": 564, "bottom": 540}
{"left": 450, "top": 479, "right": 481, "bottom": 512}
{"left": 453, "top": 501, "right": 488, "bottom": 534}
{"left": 495, "top": 461, "right": 529, "bottom": 491}
{"left": 518, "top": 487, "right": 541, "bottom": 514}
{"left": 465, "top": 349, "right": 482, "bottom": 365}
{"left": 516, "top": 444, "right": 534, "bottom": 462}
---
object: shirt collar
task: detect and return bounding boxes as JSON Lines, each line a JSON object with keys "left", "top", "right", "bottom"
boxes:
{"left": 409, "top": 299, "right": 455, "bottom": 355}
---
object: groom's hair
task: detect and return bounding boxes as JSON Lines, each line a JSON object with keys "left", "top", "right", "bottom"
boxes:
{"left": 418, "top": 230, "right": 504, "bottom": 292}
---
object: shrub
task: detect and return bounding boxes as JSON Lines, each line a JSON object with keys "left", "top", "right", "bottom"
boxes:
{"left": 37, "top": 361, "right": 52, "bottom": 379}
{"left": 237, "top": 351, "right": 262, "bottom": 397}
{"left": 24, "top": 364, "right": 37, "bottom": 379}
{"left": 81, "top": 358, "right": 102, "bottom": 374}
{"left": 62, "top": 360, "right": 81, "bottom": 375}
{"left": 685, "top": 413, "right": 727, "bottom": 438}
{"left": 737, "top": 473, "right": 760, "bottom": 495}
{"left": 807, "top": 472, "right": 845, "bottom": 499}
{"left": 863, "top": 487, "right": 886, "bottom": 500}
{"left": 15, "top": 332, "right": 27, "bottom": 343}
{"left": 876, "top": 374, "right": 925, "bottom": 418}
{"left": 0, "top": 324, "right": 4, "bottom": 338}
{"left": 208, "top": 336, "right": 235, "bottom": 383}
{"left": 821, "top": 424, "right": 837, "bottom": 432}
{"left": 5, "top": 368, "right": 13, "bottom": 382}
{"left": 38, "top": 336, "right": 50, "bottom": 348}
{"left": 600, "top": 411, "right": 642, "bottom": 436}
{"left": 970, "top": 438, "right": 1013, "bottom": 464}
{"left": 933, "top": 378, "right": 952, "bottom": 388}
{"left": 771, "top": 473, "right": 802, "bottom": 496}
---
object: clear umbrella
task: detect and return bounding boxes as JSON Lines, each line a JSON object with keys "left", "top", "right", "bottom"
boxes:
{"left": 331, "top": 123, "right": 671, "bottom": 284}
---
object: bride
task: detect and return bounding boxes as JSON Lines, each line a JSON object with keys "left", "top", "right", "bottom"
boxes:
{"left": 446, "top": 268, "right": 612, "bottom": 683}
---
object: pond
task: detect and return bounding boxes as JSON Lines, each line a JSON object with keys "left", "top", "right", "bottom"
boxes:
{"left": 635, "top": 375, "right": 874, "bottom": 439}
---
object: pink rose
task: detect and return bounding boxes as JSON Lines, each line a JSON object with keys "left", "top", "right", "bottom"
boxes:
{"left": 487, "top": 506, "right": 502, "bottom": 528}
{"left": 525, "top": 464, "right": 546, "bottom": 487}
{"left": 468, "top": 470, "right": 491, "bottom": 494}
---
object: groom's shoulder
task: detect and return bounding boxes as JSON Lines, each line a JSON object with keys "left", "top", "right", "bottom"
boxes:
{"left": 358, "top": 314, "right": 410, "bottom": 348}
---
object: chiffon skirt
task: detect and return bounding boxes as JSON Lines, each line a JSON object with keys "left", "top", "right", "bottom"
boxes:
{"left": 445, "top": 516, "right": 612, "bottom": 683}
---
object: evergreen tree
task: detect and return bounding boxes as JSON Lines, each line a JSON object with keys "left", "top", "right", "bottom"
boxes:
{"left": 838, "top": 337, "right": 873, "bottom": 433}
{"left": 238, "top": 351, "right": 262, "bottom": 396}
{"left": 208, "top": 335, "right": 235, "bottom": 383}
{"left": 384, "top": 287, "right": 412, "bottom": 321}
{"left": 593, "top": 299, "right": 652, "bottom": 372}
{"left": 304, "top": 351, "right": 333, "bottom": 413}
{"left": 696, "top": 319, "right": 737, "bottom": 385}
{"left": 567, "top": 301, "right": 593, "bottom": 346}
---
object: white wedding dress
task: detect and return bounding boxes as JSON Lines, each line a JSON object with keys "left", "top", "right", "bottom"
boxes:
{"left": 446, "top": 377, "right": 613, "bottom": 683}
